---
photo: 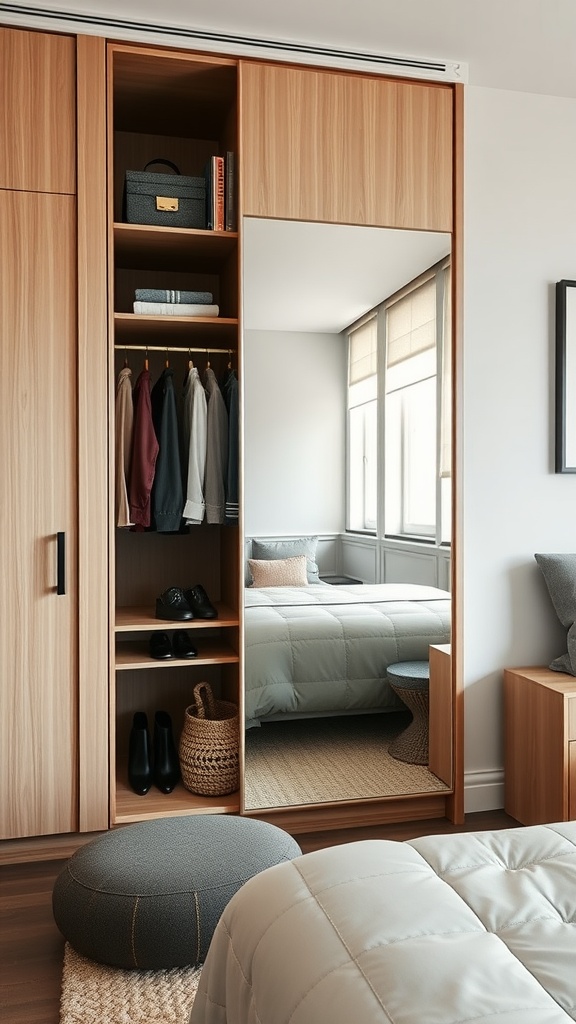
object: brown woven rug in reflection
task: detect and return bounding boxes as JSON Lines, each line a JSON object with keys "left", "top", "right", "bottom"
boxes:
{"left": 244, "top": 711, "right": 450, "bottom": 809}
{"left": 59, "top": 943, "right": 201, "bottom": 1024}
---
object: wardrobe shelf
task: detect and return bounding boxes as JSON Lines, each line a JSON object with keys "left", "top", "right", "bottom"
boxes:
{"left": 114, "top": 775, "right": 240, "bottom": 824}
{"left": 114, "top": 222, "right": 238, "bottom": 271}
{"left": 115, "top": 604, "right": 239, "bottom": 631}
{"left": 115, "top": 641, "right": 239, "bottom": 670}
{"left": 114, "top": 313, "right": 238, "bottom": 343}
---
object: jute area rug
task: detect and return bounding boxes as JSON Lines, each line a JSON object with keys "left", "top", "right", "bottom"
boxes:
{"left": 60, "top": 943, "right": 201, "bottom": 1024}
{"left": 244, "top": 711, "right": 450, "bottom": 809}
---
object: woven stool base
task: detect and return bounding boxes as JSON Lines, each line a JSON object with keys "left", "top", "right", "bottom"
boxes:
{"left": 388, "top": 688, "right": 429, "bottom": 765}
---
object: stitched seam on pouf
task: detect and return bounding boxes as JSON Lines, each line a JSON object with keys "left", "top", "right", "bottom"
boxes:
{"left": 193, "top": 890, "right": 200, "bottom": 963}
{"left": 131, "top": 896, "right": 140, "bottom": 968}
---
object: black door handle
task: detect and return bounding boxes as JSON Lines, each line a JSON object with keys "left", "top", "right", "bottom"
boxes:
{"left": 56, "top": 532, "right": 66, "bottom": 595}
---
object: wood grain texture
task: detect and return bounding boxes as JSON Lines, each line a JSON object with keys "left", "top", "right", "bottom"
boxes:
{"left": 240, "top": 62, "right": 453, "bottom": 230}
{"left": 504, "top": 667, "right": 576, "bottom": 825}
{"left": 76, "top": 35, "right": 110, "bottom": 834}
{"left": 429, "top": 644, "right": 452, "bottom": 785}
{"left": 244, "top": 793, "right": 451, "bottom": 835}
{"left": 570, "top": 742, "right": 576, "bottom": 820}
{"left": 0, "top": 190, "right": 77, "bottom": 839}
{"left": 0, "top": 27, "right": 76, "bottom": 194}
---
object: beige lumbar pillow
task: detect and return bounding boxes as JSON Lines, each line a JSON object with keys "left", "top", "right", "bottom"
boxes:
{"left": 248, "top": 555, "right": 308, "bottom": 588}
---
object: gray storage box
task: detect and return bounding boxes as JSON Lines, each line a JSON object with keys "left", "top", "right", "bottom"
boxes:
{"left": 124, "top": 159, "right": 206, "bottom": 229}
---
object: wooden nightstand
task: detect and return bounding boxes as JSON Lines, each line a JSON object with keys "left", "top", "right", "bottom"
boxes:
{"left": 504, "top": 666, "right": 576, "bottom": 825}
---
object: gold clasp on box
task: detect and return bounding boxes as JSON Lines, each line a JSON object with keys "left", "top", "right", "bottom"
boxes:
{"left": 156, "top": 196, "right": 179, "bottom": 212}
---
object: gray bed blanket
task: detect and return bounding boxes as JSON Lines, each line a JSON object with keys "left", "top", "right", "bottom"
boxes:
{"left": 244, "top": 583, "right": 451, "bottom": 728}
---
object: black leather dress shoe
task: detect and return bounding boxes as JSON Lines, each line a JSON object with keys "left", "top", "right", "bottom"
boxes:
{"left": 172, "top": 630, "right": 198, "bottom": 659}
{"left": 155, "top": 587, "right": 193, "bottom": 621}
{"left": 183, "top": 584, "right": 218, "bottom": 619}
{"left": 149, "top": 631, "right": 173, "bottom": 659}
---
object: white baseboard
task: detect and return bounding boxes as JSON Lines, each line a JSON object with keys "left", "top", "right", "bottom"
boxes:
{"left": 464, "top": 769, "right": 505, "bottom": 814}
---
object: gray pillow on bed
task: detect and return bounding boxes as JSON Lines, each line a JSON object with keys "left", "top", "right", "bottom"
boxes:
{"left": 249, "top": 536, "right": 321, "bottom": 585}
{"left": 535, "top": 552, "right": 576, "bottom": 675}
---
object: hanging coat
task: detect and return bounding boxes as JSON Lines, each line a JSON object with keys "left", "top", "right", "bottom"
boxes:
{"left": 150, "top": 367, "right": 184, "bottom": 532}
{"left": 204, "top": 366, "right": 228, "bottom": 524}
{"left": 221, "top": 367, "right": 239, "bottom": 525}
{"left": 115, "top": 365, "right": 134, "bottom": 528}
{"left": 128, "top": 368, "right": 159, "bottom": 530}
{"left": 182, "top": 366, "right": 208, "bottom": 525}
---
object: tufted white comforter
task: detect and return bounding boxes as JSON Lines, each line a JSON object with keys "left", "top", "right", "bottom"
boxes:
{"left": 190, "top": 822, "right": 576, "bottom": 1024}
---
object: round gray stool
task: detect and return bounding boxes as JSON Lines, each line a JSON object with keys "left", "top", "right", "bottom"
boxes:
{"left": 387, "top": 660, "right": 430, "bottom": 765}
{"left": 52, "top": 815, "right": 301, "bottom": 970}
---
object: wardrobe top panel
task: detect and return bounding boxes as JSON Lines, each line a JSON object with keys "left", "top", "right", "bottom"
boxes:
{"left": 0, "top": 27, "right": 76, "bottom": 194}
{"left": 240, "top": 61, "right": 453, "bottom": 232}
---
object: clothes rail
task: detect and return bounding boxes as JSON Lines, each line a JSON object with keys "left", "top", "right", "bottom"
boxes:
{"left": 114, "top": 345, "right": 236, "bottom": 353}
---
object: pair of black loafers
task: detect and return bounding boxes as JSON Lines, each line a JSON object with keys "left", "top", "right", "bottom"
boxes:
{"left": 128, "top": 710, "right": 180, "bottom": 796}
{"left": 149, "top": 630, "right": 197, "bottom": 660}
{"left": 155, "top": 584, "right": 218, "bottom": 621}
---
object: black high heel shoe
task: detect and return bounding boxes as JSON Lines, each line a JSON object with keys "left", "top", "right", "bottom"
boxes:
{"left": 153, "top": 710, "right": 180, "bottom": 793}
{"left": 128, "top": 712, "right": 153, "bottom": 796}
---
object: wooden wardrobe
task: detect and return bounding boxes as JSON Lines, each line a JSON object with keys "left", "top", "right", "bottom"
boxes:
{"left": 0, "top": 23, "right": 462, "bottom": 851}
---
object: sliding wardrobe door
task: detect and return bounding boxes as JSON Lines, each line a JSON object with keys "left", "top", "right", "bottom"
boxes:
{"left": 0, "top": 189, "right": 78, "bottom": 839}
{"left": 240, "top": 61, "right": 453, "bottom": 231}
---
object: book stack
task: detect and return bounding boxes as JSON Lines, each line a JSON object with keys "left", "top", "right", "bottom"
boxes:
{"left": 133, "top": 289, "right": 219, "bottom": 317}
{"left": 205, "top": 152, "right": 235, "bottom": 232}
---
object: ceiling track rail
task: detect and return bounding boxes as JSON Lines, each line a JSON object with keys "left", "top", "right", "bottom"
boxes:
{"left": 0, "top": 2, "right": 467, "bottom": 82}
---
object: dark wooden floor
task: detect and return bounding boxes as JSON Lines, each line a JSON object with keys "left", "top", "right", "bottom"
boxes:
{"left": 0, "top": 810, "right": 519, "bottom": 1024}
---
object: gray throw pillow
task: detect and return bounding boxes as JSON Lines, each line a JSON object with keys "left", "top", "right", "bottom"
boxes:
{"left": 534, "top": 552, "right": 576, "bottom": 675}
{"left": 250, "top": 536, "right": 321, "bottom": 585}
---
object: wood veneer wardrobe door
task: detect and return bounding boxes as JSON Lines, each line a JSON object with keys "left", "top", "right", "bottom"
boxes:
{"left": 0, "top": 27, "right": 76, "bottom": 195}
{"left": 0, "top": 190, "right": 77, "bottom": 839}
{"left": 240, "top": 62, "right": 453, "bottom": 231}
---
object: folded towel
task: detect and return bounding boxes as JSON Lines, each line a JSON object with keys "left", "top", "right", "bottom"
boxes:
{"left": 135, "top": 289, "right": 214, "bottom": 304}
{"left": 133, "top": 302, "right": 220, "bottom": 317}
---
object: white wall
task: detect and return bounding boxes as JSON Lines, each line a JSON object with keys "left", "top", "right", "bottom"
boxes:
{"left": 463, "top": 86, "right": 576, "bottom": 810}
{"left": 243, "top": 329, "right": 346, "bottom": 535}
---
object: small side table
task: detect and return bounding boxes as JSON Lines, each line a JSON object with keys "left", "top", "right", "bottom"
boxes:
{"left": 504, "top": 665, "right": 576, "bottom": 825}
{"left": 387, "top": 660, "right": 430, "bottom": 765}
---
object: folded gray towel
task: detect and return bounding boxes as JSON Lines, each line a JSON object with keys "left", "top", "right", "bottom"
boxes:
{"left": 135, "top": 289, "right": 213, "bottom": 304}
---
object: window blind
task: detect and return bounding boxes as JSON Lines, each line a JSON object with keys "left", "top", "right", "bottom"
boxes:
{"left": 385, "top": 277, "right": 436, "bottom": 368}
{"left": 348, "top": 317, "right": 377, "bottom": 384}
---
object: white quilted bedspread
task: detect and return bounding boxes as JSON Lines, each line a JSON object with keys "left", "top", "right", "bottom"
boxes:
{"left": 190, "top": 822, "right": 576, "bottom": 1024}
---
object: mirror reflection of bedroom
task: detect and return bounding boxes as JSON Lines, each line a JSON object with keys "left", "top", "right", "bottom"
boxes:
{"left": 242, "top": 218, "right": 452, "bottom": 811}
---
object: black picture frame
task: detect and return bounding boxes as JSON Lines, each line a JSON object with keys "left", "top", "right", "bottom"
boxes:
{"left": 555, "top": 279, "right": 576, "bottom": 473}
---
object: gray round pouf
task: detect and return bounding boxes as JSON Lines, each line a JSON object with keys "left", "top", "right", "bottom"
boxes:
{"left": 52, "top": 815, "right": 302, "bottom": 970}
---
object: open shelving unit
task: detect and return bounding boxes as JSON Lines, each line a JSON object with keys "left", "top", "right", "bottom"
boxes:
{"left": 108, "top": 42, "right": 241, "bottom": 827}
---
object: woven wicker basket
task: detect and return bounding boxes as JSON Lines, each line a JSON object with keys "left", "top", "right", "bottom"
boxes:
{"left": 179, "top": 682, "right": 239, "bottom": 796}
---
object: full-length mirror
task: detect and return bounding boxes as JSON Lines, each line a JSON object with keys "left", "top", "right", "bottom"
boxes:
{"left": 242, "top": 218, "right": 452, "bottom": 811}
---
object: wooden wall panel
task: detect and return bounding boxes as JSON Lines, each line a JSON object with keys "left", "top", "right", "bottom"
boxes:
{"left": 240, "top": 62, "right": 453, "bottom": 231}
{"left": 76, "top": 34, "right": 110, "bottom": 833}
{"left": 429, "top": 643, "right": 452, "bottom": 786}
{"left": 0, "top": 27, "right": 76, "bottom": 194}
{"left": 0, "top": 190, "right": 77, "bottom": 839}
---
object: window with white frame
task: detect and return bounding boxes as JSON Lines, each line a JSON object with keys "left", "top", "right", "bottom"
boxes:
{"left": 347, "top": 316, "right": 378, "bottom": 532}
{"left": 346, "top": 259, "right": 451, "bottom": 543}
